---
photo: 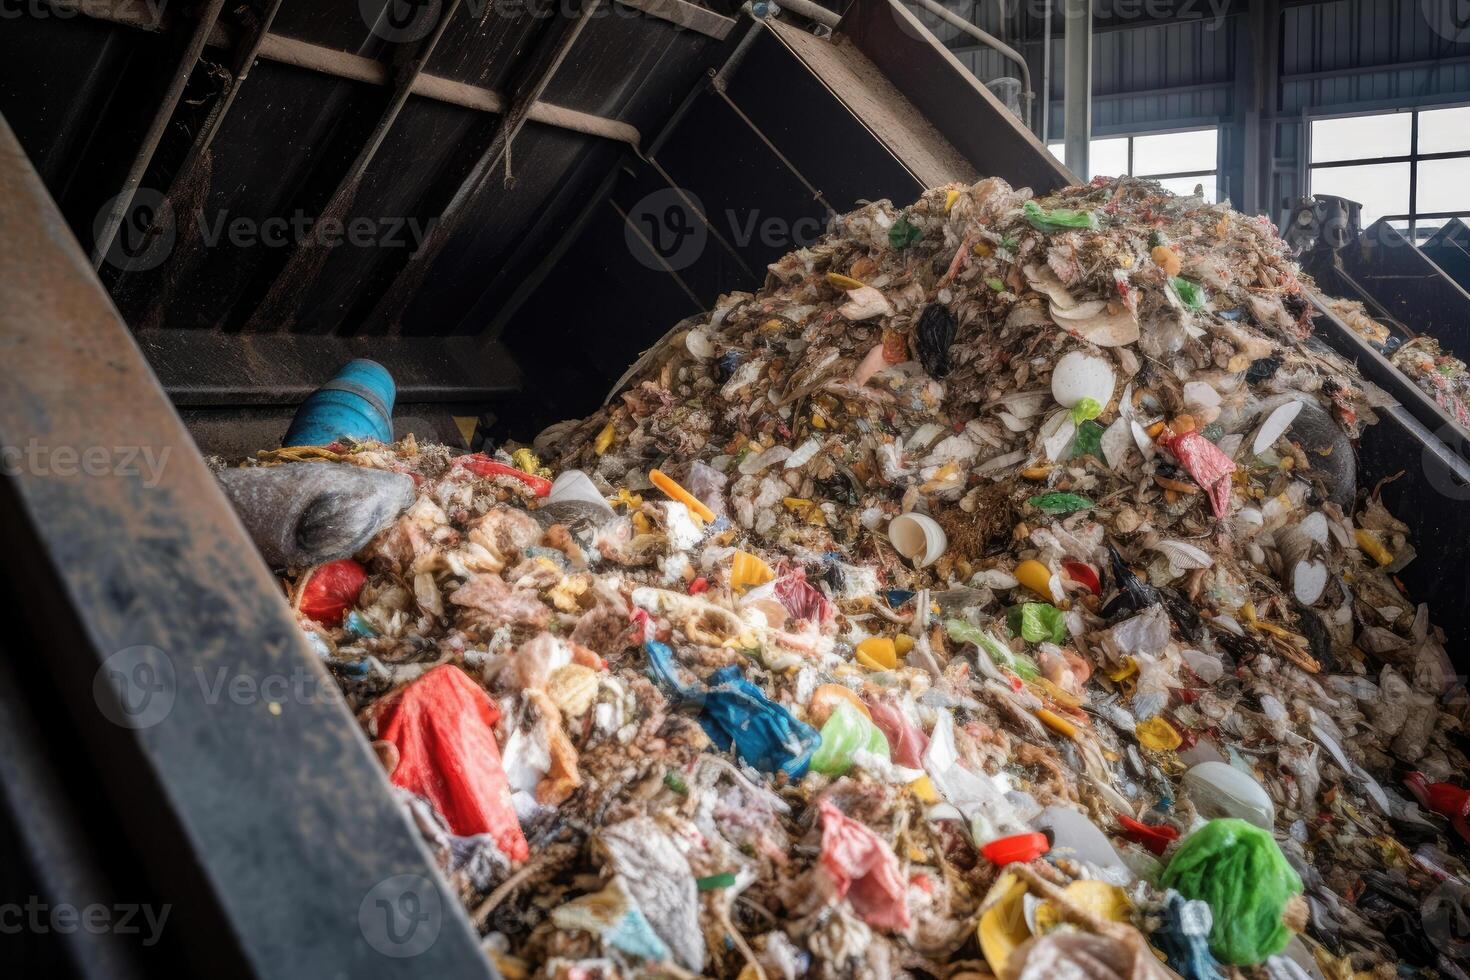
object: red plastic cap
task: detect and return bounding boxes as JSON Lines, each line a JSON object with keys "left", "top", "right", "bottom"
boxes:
{"left": 981, "top": 832, "right": 1051, "bottom": 865}
{"left": 1116, "top": 813, "right": 1181, "bottom": 856}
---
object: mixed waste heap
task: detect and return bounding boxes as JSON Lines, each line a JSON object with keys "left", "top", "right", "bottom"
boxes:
{"left": 235, "top": 177, "right": 1470, "bottom": 979}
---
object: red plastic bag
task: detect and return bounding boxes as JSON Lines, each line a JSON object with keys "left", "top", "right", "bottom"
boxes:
{"left": 865, "top": 698, "right": 929, "bottom": 769}
{"left": 297, "top": 558, "right": 367, "bottom": 625}
{"left": 818, "top": 799, "right": 910, "bottom": 929}
{"left": 375, "top": 664, "right": 528, "bottom": 861}
{"left": 1163, "top": 431, "right": 1236, "bottom": 518}
{"left": 1406, "top": 772, "right": 1470, "bottom": 843}
{"left": 773, "top": 568, "right": 833, "bottom": 625}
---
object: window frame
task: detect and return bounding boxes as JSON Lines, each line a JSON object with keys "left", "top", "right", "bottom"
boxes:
{"left": 1307, "top": 104, "right": 1470, "bottom": 241}
{"left": 1047, "top": 126, "right": 1220, "bottom": 198}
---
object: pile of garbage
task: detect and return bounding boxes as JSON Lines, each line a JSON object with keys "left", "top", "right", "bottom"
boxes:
{"left": 1327, "top": 297, "right": 1470, "bottom": 429}
{"left": 231, "top": 176, "right": 1470, "bottom": 979}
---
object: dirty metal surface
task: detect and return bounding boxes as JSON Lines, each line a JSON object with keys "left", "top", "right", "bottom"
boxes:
{"left": 0, "top": 115, "right": 493, "bottom": 977}
{"left": 1338, "top": 218, "right": 1470, "bottom": 355}
{"left": 842, "top": 0, "right": 1072, "bottom": 194}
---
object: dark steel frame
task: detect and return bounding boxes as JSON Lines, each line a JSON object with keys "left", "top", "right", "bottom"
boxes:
{"left": 0, "top": 115, "right": 494, "bottom": 977}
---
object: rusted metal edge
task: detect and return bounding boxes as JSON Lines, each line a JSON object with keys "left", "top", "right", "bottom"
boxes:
{"left": 364, "top": 1, "right": 605, "bottom": 332}
{"left": 90, "top": 0, "right": 227, "bottom": 269}
{"left": 246, "top": 0, "right": 468, "bottom": 330}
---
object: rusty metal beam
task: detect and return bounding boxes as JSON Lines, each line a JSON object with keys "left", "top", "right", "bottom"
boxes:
{"left": 616, "top": 0, "right": 732, "bottom": 38}
{"left": 163, "top": 0, "right": 287, "bottom": 208}
{"left": 42, "top": 0, "right": 683, "bottom": 146}
{"left": 254, "top": 32, "right": 641, "bottom": 144}
{"left": 91, "top": 0, "right": 228, "bottom": 270}
{"left": 247, "top": 0, "right": 465, "bottom": 330}
{"left": 0, "top": 113, "right": 493, "bottom": 976}
{"left": 365, "top": 0, "right": 604, "bottom": 332}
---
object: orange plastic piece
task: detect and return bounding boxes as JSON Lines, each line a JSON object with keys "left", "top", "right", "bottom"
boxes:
{"left": 648, "top": 468, "right": 715, "bottom": 523}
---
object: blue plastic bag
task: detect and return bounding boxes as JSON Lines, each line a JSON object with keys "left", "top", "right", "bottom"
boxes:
{"left": 645, "top": 642, "right": 820, "bottom": 777}
{"left": 700, "top": 667, "right": 820, "bottom": 778}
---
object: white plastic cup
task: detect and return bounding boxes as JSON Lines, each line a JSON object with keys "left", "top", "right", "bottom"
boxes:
{"left": 888, "top": 513, "right": 947, "bottom": 568}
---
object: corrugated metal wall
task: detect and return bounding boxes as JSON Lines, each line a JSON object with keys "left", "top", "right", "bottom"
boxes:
{"left": 921, "top": 0, "right": 1470, "bottom": 220}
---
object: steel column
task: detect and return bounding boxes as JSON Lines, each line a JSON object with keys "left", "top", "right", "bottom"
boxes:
{"left": 1061, "top": 0, "right": 1089, "bottom": 180}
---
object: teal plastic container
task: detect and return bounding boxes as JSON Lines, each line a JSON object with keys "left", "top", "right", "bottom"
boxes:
{"left": 283, "top": 359, "right": 396, "bottom": 447}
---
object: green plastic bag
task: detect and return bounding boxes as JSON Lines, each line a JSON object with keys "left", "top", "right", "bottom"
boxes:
{"left": 1160, "top": 818, "right": 1304, "bottom": 966}
{"left": 1007, "top": 602, "right": 1068, "bottom": 644}
{"left": 945, "top": 618, "right": 1039, "bottom": 679}
{"left": 1022, "top": 199, "right": 1100, "bottom": 233}
{"left": 808, "top": 701, "right": 889, "bottom": 776}
{"left": 889, "top": 217, "right": 923, "bottom": 249}
{"left": 1070, "top": 421, "right": 1105, "bottom": 460}
{"left": 1171, "top": 276, "right": 1207, "bottom": 311}
{"left": 1027, "top": 491, "right": 1094, "bottom": 515}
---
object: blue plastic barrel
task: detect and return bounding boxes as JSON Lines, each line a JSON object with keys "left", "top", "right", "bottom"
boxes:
{"left": 283, "top": 359, "right": 396, "bottom": 447}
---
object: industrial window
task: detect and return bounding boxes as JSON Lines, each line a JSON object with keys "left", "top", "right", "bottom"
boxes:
{"left": 1308, "top": 107, "right": 1470, "bottom": 240}
{"left": 1047, "top": 128, "right": 1219, "bottom": 202}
